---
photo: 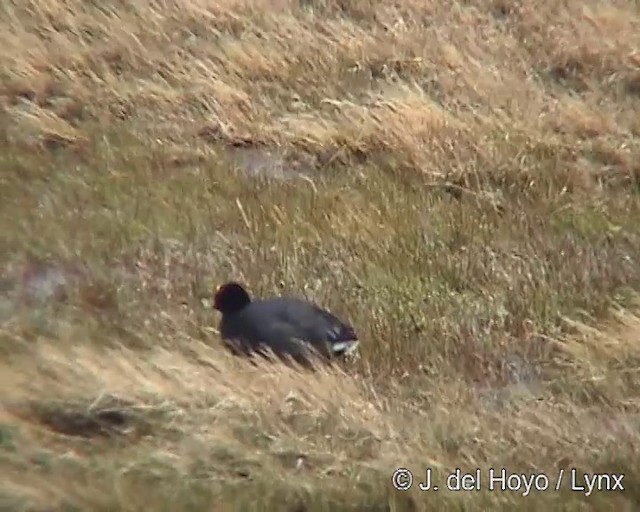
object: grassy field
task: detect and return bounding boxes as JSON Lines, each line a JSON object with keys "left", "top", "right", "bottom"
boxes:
{"left": 2, "top": 0, "right": 640, "bottom": 510}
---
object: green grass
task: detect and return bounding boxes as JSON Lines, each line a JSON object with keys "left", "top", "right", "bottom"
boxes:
{"left": 2, "top": 0, "right": 640, "bottom": 510}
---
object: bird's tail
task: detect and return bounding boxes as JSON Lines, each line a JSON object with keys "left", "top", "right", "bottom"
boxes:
{"left": 330, "top": 339, "right": 360, "bottom": 357}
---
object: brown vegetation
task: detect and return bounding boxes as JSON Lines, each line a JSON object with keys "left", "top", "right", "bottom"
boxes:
{"left": 2, "top": 0, "right": 640, "bottom": 510}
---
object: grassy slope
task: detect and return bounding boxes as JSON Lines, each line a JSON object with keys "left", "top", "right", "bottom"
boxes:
{"left": 2, "top": 0, "right": 640, "bottom": 510}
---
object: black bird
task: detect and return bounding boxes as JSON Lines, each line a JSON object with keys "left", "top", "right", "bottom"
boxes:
{"left": 213, "top": 282, "right": 359, "bottom": 368}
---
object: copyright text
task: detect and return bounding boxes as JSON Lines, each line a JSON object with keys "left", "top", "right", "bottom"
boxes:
{"left": 391, "top": 468, "right": 624, "bottom": 496}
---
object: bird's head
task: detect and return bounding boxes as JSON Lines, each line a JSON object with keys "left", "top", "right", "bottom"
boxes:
{"left": 213, "top": 281, "right": 251, "bottom": 314}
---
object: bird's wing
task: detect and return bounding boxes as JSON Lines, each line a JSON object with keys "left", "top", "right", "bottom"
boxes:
{"left": 254, "top": 319, "right": 328, "bottom": 366}
{"left": 272, "top": 299, "right": 358, "bottom": 357}
{"left": 305, "top": 304, "right": 359, "bottom": 356}
{"left": 305, "top": 303, "right": 358, "bottom": 341}
{"left": 239, "top": 298, "right": 358, "bottom": 358}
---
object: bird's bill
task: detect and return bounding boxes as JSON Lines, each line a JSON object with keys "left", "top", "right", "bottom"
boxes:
{"left": 213, "top": 284, "right": 224, "bottom": 309}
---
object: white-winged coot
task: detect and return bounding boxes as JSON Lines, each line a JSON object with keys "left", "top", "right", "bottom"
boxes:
{"left": 213, "top": 282, "right": 360, "bottom": 369}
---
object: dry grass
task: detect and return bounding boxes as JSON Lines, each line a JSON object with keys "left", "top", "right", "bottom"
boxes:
{"left": 2, "top": 0, "right": 640, "bottom": 510}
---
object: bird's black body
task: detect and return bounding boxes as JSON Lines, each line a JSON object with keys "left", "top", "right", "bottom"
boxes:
{"left": 214, "top": 282, "right": 359, "bottom": 368}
